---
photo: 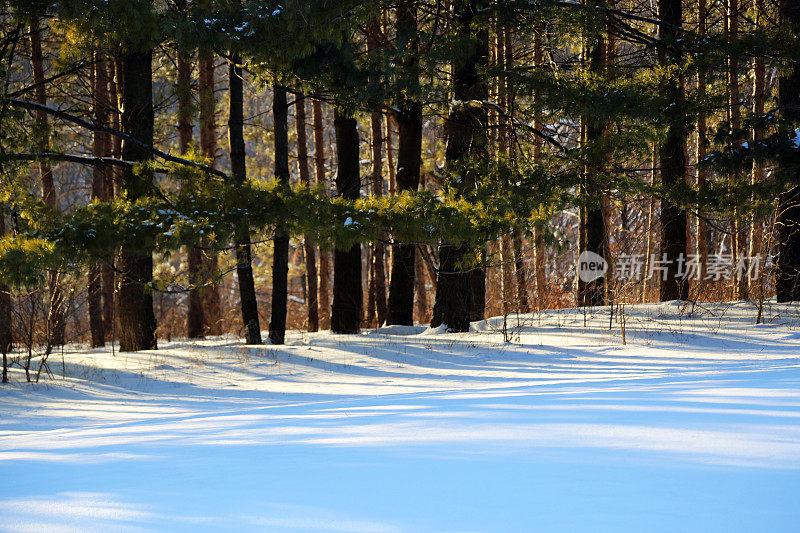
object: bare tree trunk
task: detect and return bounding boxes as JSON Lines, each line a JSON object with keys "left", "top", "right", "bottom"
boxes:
{"left": 313, "top": 99, "right": 332, "bottom": 329}
{"left": 512, "top": 234, "right": 529, "bottom": 312}
{"left": 463, "top": 40, "right": 488, "bottom": 325}
{"left": 116, "top": 48, "right": 157, "bottom": 351}
{"left": 501, "top": 28, "right": 530, "bottom": 313}
{"left": 749, "top": 0, "right": 766, "bottom": 265}
{"left": 0, "top": 212, "right": 11, "bottom": 383}
{"left": 532, "top": 30, "right": 547, "bottom": 309}
{"left": 726, "top": 0, "right": 748, "bottom": 300}
{"left": 644, "top": 143, "right": 658, "bottom": 303}
{"left": 269, "top": 86, "right": 291, "bottom": 345}
{"left": 386, "top": 114, "right": 396, "bottom": 196}
{"left": 387, "top": 107, "right": 421, "bottom": 325}
{"left": 776, "top": 0, "right": 800, "bottom": 301}
{"left": 198, "top": 51, "right": 222, "bottom": 335}
{"left": 176, "top": 43, "right": 205, "bottom": 340}
{"left": 367, "top": 245, "right": 376, "bottom": 326}
{"left": 384, "top": 113, "right": 396, "bottom": 298}
{"left": 89, "top": 53, "right": 111, "bottom": 347}
{"left": 415, "top": 245, "right": 429, "bottom": 323}
{"left": 432, "top": 0, "right": 488, "bottom": 331}
{"left": 228, "top": 54, "right": 261, "bottom": 343}
{"left": 577, "top": 5, "right": 610, "bottom": 308}
{"left": 331, "top": 108, "right": 362, "bottom": 333}
{"left": 386, "top": 4, "right": 421, "bottom": 325}
{"left": 103, "top": 59, "right": 118, "bottom": 339}
{"left": 657, "top": 0, "right": 689, "bottom": 302}
{"left": 30, "top": 21, "right": 64, "bottom": 346}
{"left": 370, "top": 111, "right": 388, "bottom": 326}
{"left": 696, "top": 0, "right": 709, "bottom": 286}
{"left": 296, "top": 94, "right": 319, "bottom": 332}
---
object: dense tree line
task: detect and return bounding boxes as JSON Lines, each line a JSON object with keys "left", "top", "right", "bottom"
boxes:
{"left": 0, "top": 0, "right": 799, "bottom": 372}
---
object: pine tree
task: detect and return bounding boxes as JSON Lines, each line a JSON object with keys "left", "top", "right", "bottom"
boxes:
{"left": 313, "top": 99, "right": 332, "bottom": 330}
{"left": 387, "top": 0, "right": 422, "bottom": 326}
{"left": 295, "top": 94, "right": 319, "bottom": 332}
{"left": 431, "top": 0, "right": 489, "bottom": 331}
{"left": 228, "top": 51, "right": 261, "bottom": 344}
{"left": 577, "top": 5, "right": 609, "bottom": 308}
{"left": 269, "top": 86, "right": 290, "bottom": 345}
{"left": 331, "top": 107, "right": 363, "bottom": 333}
{"left": 29, "top": 20, "right": 65, "bottom": 346}
{"left": 89, "top": 52, "right": 110, "bottom": 347}
{"left": 657, "top": 0, "right": 689, "bottom": 302}
{"left": 198, "top": 47, "right": 222, "bottom": 335}
{"left": 116, "top": 46, "right": 158, "bottom": 351}
{"left": 775, "top": 0, "right": 800, "bottom": 301}
{"left": 0, "top": 210, "right": 11, "bottom": 383}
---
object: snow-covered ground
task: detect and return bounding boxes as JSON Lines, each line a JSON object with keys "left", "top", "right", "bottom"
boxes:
{"left": 2, "top": 301, "right": 800, "bottom": 532}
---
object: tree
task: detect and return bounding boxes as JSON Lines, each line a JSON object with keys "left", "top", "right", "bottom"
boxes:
{"left": 657, "top": 0, "right": 689, "bottom": 302}
{"left": 228, "top": 51, "right": 262, "bottom": 344}
{"left": 775, "top": 0, "right": 800, "bottom": 301}
{"left": 29, "top": 20, "right": 65, "bottom": 346}
{"left": 431, "top": 0, "right": 489, "bottom": 331}
{"left": 198, "top": 46, "right": 223, "bottom": 335}
{"left": 296, "top": 94, "right": 319, "bottom": 332}
{"left": 269, "top": 86, "right": 290, "bottom": 344}
{"left": 116, "top": 46, "right": 158, "bottom": 351}
{"left": 174, "top": 18, "right": 205, "bottom": 340}
{"left": 367, "top": 109, "right": 388, "bottom": 327}
{"left": 88, "top": 52, "right": 111, "bottom": 347}
{"left": 331, "top": 108, "right": 362, "bottom": 333}
{"left": 387, "top": 0, "right": 422, "bottom": 326}
{"left": 577, "top": 4, "right": 609, "bottom": 308}
{"left": 313, "top": 99, "right": 331, "bottom": 329}
{"left": 0, "top": 209, "right": 11, "bottom": 383}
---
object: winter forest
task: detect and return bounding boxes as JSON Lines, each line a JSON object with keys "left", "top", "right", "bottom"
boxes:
{"left": 2, "top": 0, "right": 800, "bottom": 531}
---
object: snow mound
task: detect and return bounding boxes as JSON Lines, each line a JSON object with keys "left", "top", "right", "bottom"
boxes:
{"left": 366, "top": 324, "right": 427, "bottom": 336}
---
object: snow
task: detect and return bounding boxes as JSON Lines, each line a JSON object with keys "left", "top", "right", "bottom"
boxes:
{"left": 2, "top": 301, "right": 800, "bottom": 531}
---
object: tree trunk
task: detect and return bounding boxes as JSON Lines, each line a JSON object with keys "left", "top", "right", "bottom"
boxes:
{"left": 269, "top": 86, "right": 291, "bottom": 345}
{"left": 370, "top": 111, "right": 388, "bottom": 326}
{"left": 387, "top": 108, "right": 420, "bottom": 324}
{"left": 116, "top": 48, "right": 157, "bottom": 351}
{"left": 657, "top": 0, "right": 689, "bottom": 302}
{"left": 431, "top": 0, "right": 489, "bottom": 331}
{"left": 387, "top": 0, "right": 421, "bottom": 326}
{"left": 89, "top": 53, "right": 111, "bottom": 347}
{"left": 577, "top": 4, "right": 610, "bottom": 308}
{"left": 331, "top": 108, "right": 362, "bottom": 333}
{"left": 229, "top": 54, "right": 261, "bottom": 343}
{"left": 727, "top": 0, "right": 748, "bottom": 299}
{"left": 0, "top": 212, "right": 11, "bottom": 383}
{"left": 776, "top": 0, "right": 800, "bottom": 301}
{"left": 296, "top": 94, "right": 319, "bottom": 332}
{"left": 30, "top": 21, "right": 65, "bottom": 346}
{"left": 177, "top": 44, "right": 205, "bottom": 340}
{"left": 512, "top": 233, "right": 529, "bottom": 312}
{"left": 749, "top": 0, "right": 766, "bottom": 265}
{"left": 198, "top": 51, "right": 222, "bottom": 335}
{"left": 643, "top": 144, "right": 658, "bottom": 303}
{"left": 696, "top": 0, "right": 709, "bottom": 285}
{"left": 103, "top": 59, "right": 117, "bottom": 339}
{"left": 415, "top": 245, "right": 429, "bottom": 322}
{"left": 313, "top": 99, "right": 331, "bottom": 329}
{"left": 532, "top": 30, "right": 547, "bottom": 309}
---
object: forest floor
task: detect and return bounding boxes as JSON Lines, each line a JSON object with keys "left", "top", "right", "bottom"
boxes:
{"left": 2, "top": 300, "right": 800, "bottom": 532}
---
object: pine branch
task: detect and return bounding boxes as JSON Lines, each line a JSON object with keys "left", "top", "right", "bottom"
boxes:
{"left": 6, "top": 98, "right": 231, "bottom": 181}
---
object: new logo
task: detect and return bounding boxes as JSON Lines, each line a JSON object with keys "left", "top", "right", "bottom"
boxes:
{"left": 578, "top": 251, "right": 607, "bottom": 282}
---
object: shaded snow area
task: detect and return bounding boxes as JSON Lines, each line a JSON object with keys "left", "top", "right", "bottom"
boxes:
{"left": 2, "top": 301, "right": 800, "bottom": 532}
